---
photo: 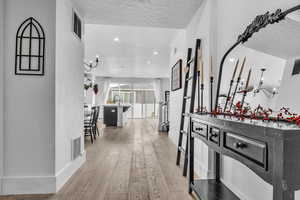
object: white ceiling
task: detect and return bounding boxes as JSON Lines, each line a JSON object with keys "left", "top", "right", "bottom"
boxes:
{"left": 85, "top": 24, "right": 180, "bottom": 78}
{"left": 73, "top": 0, "right": 203, "bottom": 28}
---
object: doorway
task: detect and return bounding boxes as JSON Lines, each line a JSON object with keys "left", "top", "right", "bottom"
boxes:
{"left": 106, "top": 82, "right": 158, "bottom": 119}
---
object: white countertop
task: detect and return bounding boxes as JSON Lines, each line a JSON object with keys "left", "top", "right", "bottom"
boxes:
{"left": 103, "top": 104, "right": 131, "bottom": 107}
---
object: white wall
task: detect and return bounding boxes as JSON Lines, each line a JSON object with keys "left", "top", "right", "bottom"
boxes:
{"left": 169, "top": 0, "right": 299, "bottom": 199}
{"left": 0, "top": 0, "right": 5, "bottom": 194}
{"left": 169, "top": 29, "right": 186, "bottom": 145}
{"left": 55, "top": 0, "right": 85, "bottom": 190}
{"left": 1, "top": 0, "right": 85, "bottom": 195}
{"left": 3, "top": 0, "right": 56, "bottom": 194}
{"left": 276, "top": 56, "right": 300, "bottom": 112}
{"left": 160, "top": 78, "right": 170, "bottom": 99}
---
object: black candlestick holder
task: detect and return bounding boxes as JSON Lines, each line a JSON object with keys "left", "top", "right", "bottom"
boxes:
{"left": 241, "top": 90, "right": 248, "bottom": 108}
{"left": 210, "top": 76, "right": 214, "bottom": 113}
{"left": 224, "top": 80, "right": 234, "bottom": 112}
{"left": 200, "top": 83, "right": 204, "bottom": 113}
{"left": 197, "top": 71, "right": 201, "bottom": 112}
{"left": 229, "top": 77, "right": 241, "bottom": 112}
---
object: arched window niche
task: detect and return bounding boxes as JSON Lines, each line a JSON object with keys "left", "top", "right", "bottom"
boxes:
{"left": 15, "top": 17, "right": 45, "bottom": 76}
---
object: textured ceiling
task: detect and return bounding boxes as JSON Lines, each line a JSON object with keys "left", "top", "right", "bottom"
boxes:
{"left": 85, "top": 24, "right": 180, "bottom": 78}
{"left": 73, "top": 0, "right": 203, "bottom": 28}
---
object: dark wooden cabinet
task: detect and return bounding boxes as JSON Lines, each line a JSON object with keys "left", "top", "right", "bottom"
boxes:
{"left": 192, "top": 120, "right": 208, "bottom": 138}
{"left": 188, "top": 114, "right": 300, "bottom": 200}
{"left": 208, "top": 127, "right": 220, "bottom": 146}
{"left": 224, "top": 132, "right": 267, "bottom": 168}
{"left": 103, "top": 106, "right": 118, "bottom": 126}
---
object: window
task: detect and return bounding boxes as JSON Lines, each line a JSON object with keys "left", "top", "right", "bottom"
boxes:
{"left": 73, "top": 11, "right": 82, "bottom": 39}
{"left": 15, "top": 17, "right": 45, "bottom": 75}
{"left": 136, "top": 91, "right": 155, "bottom": 104}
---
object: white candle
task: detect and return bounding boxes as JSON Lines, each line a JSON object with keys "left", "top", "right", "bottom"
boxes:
{"left": 238, "top": 57, "right": 246, "bottom": 78}
{"left": 201, "top": 60, "right": 204, "bottom": 84}
{"left": 245, "top": 68, "right": 252, "bottom": 89}
{"left": 210, "top": 56, "right": 213, "bottom": 78}
{"left": 232, "top": 59, "right": 239, "bottom": 80}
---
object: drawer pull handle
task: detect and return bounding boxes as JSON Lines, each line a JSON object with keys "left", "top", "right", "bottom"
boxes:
{"left": 210, "top": 133, "right": 218, "bottom": 137}
{"left": 195, "top": 127, "right": 203, "bottom": 131}
{"left": 234, "top": 142, "right": 247, "bottom": 149}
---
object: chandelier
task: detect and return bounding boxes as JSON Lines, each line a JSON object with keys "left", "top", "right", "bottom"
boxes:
{"left": 253, "top": 68, "right": 278, "bottom": 97}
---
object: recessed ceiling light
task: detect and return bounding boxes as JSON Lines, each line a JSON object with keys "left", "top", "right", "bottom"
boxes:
{"left": 153, "top": 51, "right": 159, "bottom": 55}
{"left": 147, "top": 60, "right": 151, "bottom": 65}
{"left": 114, "top": 37, "right": 120, "bottom": 42}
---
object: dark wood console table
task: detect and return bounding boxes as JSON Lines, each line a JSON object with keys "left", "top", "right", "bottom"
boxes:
{"left": 188, "top": 114, "right": 300, "bottom": 200}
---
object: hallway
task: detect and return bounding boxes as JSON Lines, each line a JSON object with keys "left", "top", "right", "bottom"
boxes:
{"left": 2, "top": 120, "right": 194, "bottom": 200}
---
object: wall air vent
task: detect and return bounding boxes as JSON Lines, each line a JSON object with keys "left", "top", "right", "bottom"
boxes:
{"left": 71, "top": 136, "right": 82, "bottom": 160}
{"left": 73, "top": 11, "right": 82, "bottom": 39}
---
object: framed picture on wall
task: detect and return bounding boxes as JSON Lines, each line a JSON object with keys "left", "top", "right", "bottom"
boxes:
{"left": 171, "top": 59, "right": 182, "bottom": 91}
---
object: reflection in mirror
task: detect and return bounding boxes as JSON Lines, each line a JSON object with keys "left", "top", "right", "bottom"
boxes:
{"left": 218, "top": 7, "right": 300, "bottom": 113}
{"left": 219, "top": 45, "right": 285, "bottom": 111}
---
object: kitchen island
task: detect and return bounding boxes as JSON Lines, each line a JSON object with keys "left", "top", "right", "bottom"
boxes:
{"left": 103, "top": 104, "right": 131, "bottom": 127}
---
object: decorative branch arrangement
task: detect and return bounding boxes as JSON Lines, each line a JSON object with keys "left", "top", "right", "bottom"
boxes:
{"left": 84, "top": 77, "right": 99, "bottom": 95}
{"left": 212, "top": 101, "right": 300, "bottom": 126}
{"left": 84, "top": 82, "right": 92, "bottom": 90}
{"left": 237, "top": 9, "right": 284, "bottom": 44}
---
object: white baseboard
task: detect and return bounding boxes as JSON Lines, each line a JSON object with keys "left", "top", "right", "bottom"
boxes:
{"left": 221, "top": 178, "right": 250, "bottom": 200}
{"left": 194, "top": 159, "right": 214, "bottom": 179}
{"left": 2, "top": 176, "right": 56, "bottom": 195}
{"left": 1, "top": 152, "right": 86, "bottom": 195}
{"left": 56, "top": 151, "right": 86, "bottom": 191}
{"left": 0, "top": 176, "right": 3, "bottom": 195}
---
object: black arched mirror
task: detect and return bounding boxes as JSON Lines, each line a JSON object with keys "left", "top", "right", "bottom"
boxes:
{"left": 15, "top": 17, "right": 45, "bottom": 76}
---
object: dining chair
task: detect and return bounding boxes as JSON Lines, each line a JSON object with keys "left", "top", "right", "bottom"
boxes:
{"left": 94, "top": 106, "right": 100, "bottom": 136}
{"left": 84, "top": 107, "right": 96, "bottom": 143}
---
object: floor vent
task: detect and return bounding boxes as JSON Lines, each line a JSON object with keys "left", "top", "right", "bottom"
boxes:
{"left": 71, "top": 137, "right": 81, "bottom": 160}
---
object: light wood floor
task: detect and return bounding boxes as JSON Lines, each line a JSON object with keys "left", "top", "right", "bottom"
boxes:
{"left": 2, "top": 119, "right": 195, "bottom": 200}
